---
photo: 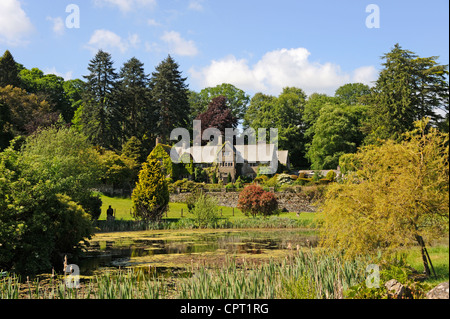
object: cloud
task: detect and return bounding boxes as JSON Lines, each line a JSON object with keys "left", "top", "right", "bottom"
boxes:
{"left": 351, "top": 66, "right": 378, "bottom": 87}
{"left": 190, "top": 48, "right": 378, "bottom": 95}
{"left": 43, "top": 67, "right": 73, "bottom": 81}
{"left": 0, "top": 0, "right": 34, "bottom": 46}
{"left": 147, "top": 19, "right": 162, "bottom": 27}
{"left": 93, "top": 0, "right": 157, "bottom": 12}
{"left": 161, "top": 31, "right": 199, "bottom": 57}
{"left": 46, "top": 16, "right": 65, "bottom": 36}
{"left": 188, "top": 0, "right": 204, "bottom": 11}
{"left": 85, "top": 29, "right": 140, "bottom": 54}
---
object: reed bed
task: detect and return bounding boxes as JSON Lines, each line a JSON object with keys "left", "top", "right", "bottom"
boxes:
{"left": 1, "top": 250, "right": 368, "bottom": 299}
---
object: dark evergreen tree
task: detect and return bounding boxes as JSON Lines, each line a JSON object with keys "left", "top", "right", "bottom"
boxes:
{"left": 118, "top": 57, "right": 154, "bottom": 142}
{"left": 0, "top": 50, "right": 21, "bottom": 88}
{"left": 365, "top": 44, "right": 449, "bottom": 141}
{"left": 81, "top": 50, "right": 120, "bottom": 149}
{"left": 149, "top": 55, "right": 190, "bottom": 144}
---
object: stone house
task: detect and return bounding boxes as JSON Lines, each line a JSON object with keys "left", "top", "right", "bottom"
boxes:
{"left": 171, "top": 137, "right": 290, "bottom": 182}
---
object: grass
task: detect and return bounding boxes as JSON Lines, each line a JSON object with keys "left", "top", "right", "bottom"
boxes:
{"left": 99, "top": 194, "right": 316, "bottom": 224}
{"left": 403, "top": 244, "right": 449, "bottom": 285}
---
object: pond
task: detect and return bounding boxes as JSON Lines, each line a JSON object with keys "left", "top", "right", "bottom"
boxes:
{"left": 79, "top": 228, "right": 318, "bottom": 276}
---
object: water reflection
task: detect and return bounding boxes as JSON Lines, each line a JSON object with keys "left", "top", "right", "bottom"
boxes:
{"left": 79, "top": 230, "right": 318, "bottom": 275}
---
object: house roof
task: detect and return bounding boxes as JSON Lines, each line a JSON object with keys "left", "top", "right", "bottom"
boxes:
{"left": 171, "top": 141, "right": 288, "bottom": 165}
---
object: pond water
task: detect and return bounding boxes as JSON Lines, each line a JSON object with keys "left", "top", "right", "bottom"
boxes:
{"left": 79, "top": 229, "right": 318, "bottom": 275}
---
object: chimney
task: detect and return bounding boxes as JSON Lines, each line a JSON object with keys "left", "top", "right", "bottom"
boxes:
{"left": 156, "top": 137, "right": 161, "bottom": 145}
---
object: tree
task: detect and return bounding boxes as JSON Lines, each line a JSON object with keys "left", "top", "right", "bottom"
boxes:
{"left": 318, "top": 119, "right": 449, "bottom": 276}
{"left": 190, "top": 193, "right": 219, "bottom": 228}
{"left": 21, "top": 126, "right": 103, "bottom": 220}
{"left": 132, "top": 157, "right": 169, "bottom": 222}
{"left": 63, "top": 79, "right": 85, "bottom": 122}
{"left": 0, "top": 128, "right": 100, "bottom": 274}
{"left": 196, "top": 95, "right": 238, "bottom": 138}
{"left": 237, "top": 184, "right": 279, "bottom": 218}
{"left": 306, "top": 103, "right": 368, "bottom": 169}
{"left": 190, "top": 83, "right": 250, "bottom": 121}
{"left": 81, "top": 50, "right": 120, "bottom": 149}
{"left": 118, "top": 57, "right": 153, "bottom": 142}
{"left": 0, "top": 50, "right": 21, "bottom": 88}
{"left": 0, "top": 85, "right": 59, "bottom": 137}
{"left": 244, "top": 87, "right": 308, "bottom": 168}
{"left": 365, "top": 44, "right": 449, "bottom": 142}
{"left": 150, "top": 55, "right": 190, "bottom": 143}
{"left": 335, "top": 83, "right": 371, "bottom": 105}
{"left": 19, "top": 68, "right": 73, "bottom": 122}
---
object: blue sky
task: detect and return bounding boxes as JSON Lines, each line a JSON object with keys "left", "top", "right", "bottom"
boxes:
{"left": 1, "top": 0, "right": 448, "bottom": 96}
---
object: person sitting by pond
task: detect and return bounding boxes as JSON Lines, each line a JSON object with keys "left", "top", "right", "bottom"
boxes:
{"left": 107, "top": 205, "right": 115, "bottom": 222}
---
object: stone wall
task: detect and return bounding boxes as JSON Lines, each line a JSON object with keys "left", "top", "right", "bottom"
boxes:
{"left": 170, "top": 191, "right": 317, "bottom": 213}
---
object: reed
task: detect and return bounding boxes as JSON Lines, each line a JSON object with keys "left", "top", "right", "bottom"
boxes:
{"left": 1, "top": 250, "right": 368, "bottom": 299}
{"left": 176, "top": 250, "right": 368, "bottom": 299}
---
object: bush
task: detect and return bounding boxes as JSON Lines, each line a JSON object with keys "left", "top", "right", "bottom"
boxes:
{"left": 172, "top": 179, "right": 202, "bottom": 193}
{"left": 277, "top": 174, "right": 293, "bottom": 185}
{"left": 185, "top": 188, "right": 204, "bottom": 213}
{"left": 237, "top": 184, "right": 279, "bottom": 218}
{"left": 264, "top": 175, "right": 279, "bottom": 187}
{"left": 295, "top": 178, "right": 313, "bottom": 186}
{"left": 190, "top": 194, "right": 219, "bottom": 228}
{"left": 254, "top": 175, "right": 268, "bottom": 184}
{"left": 132, "top": 157, "right": 169, "bottom": 222}
{"left": 325, "top": 170, "right": 337, "bottom": 182}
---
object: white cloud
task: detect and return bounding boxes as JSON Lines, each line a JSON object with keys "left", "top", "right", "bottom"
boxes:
{"left": 46, "top": 16, "right": 65, "bottom": 36}
{"left": 352, "top": 66, "right": 378, "bottom": 87}
{"left": 161, "top": 31, "right": 199, "bottom": 57}
{"left": 188, "top": 0, "right": 204, "bottom": 11}
{"left": 0, "top": 0, "right": 34, "bottom": 46}
{"left": 44, "top": 67, "right": 73, "bottom": 81}
{"left": 93, "top": 0, "right": 157, "bottom": 12}
{"left": 85, "top": 29, "right": 140, "bottom": 54}
{"left": 190, "top": 48, "right": 378, "bottom": 96}
{"left": 147, "top": 19, "right": 161, "bottom": 27}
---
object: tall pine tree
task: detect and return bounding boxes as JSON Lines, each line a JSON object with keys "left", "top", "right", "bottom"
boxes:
{"left": 149, "top": 55, "right": 190, "bottom": 144}
{"left": 81, "top": 50, "right": 120, "bottom": 149}
{"left": 118, "top": 57, "right": 153, "bottom": 143}
{"left": 0, "top": 50, "right": 21, "bottom": 88}
{"left": 365, "top": 44, "right": 449, "bottom": 141}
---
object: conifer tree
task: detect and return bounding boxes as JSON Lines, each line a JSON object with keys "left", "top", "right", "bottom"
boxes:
{"left": 118, "top": 57, "right": 154, "bottom": 142}
{"left": 365, "top": 44, "right": 449, "bottom": 141}
{"left": 132, "top": 157, "right": 169, "bottom": 222}
{"left": 149, "top": 55, "right": 190, "bottom": 143}
{"left": 81, "top": 50, "right": 120, "bottom": 149}
{"left": 0, "top": 50, "right": 21, "bottom": 88}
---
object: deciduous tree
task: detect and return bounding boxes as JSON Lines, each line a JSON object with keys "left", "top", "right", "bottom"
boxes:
{"left": 319, "top": 119, "right": 449, "bottom": 276}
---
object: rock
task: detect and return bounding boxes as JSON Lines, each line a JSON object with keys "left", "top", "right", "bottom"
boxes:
{"left": 426, "top": 282, "right": 449, "bottom": 299}
{"left": 385, "top": 279, "right": 407, "bottom": 299}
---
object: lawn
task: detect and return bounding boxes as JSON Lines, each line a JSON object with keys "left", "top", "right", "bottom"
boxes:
{"left": 99, "top": 195, "right": 315, "bottom": 222}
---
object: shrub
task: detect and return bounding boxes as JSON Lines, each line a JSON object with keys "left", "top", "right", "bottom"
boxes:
{"left": 264, "top": 175, "right": 279, "bottom": 187}
{"left": 325, "top": 170, "right": 337, "bottom": 181}
{"left": 254, "top": 175, "right": 268, "bottom": 184}
{"left": 132, "top": 157, "right": 169, "bottom": 222}
{"left": 186, "top": 188, "right": 204, "bottom": 213}
{"left": 190, "top": 194, "right": 219, "bottom": 228}
{"left": 295, "top": 178, "right": 313, "bottom": 186}
{"left": 172, "top": 179, "right": 201, "bottom": 193}
{"left": 277, "top": 174, "right": 293, "bottom": 185}
{"left": 237, "top": 184, "right": 279, "bottom": 218}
